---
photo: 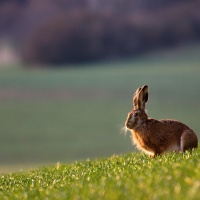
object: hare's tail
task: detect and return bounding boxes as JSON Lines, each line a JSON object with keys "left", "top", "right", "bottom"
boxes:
{"left": 180, "top": 130, "right": 198, "bottom": 152}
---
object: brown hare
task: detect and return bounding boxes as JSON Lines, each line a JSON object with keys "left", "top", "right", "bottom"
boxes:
{"left": 125, "top": 85, "right": 198, "bottom": 157}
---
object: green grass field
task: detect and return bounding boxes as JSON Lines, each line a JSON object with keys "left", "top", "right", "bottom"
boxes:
{"left": 1, "top": 150, "right": 200, "bottom": 199}
{"left": 0, "top": 44, "right": 200, "bottom": 173}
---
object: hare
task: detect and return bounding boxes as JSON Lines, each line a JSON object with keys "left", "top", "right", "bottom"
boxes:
{"left": 125, "top": 85, "right": 198, "bottom": 157}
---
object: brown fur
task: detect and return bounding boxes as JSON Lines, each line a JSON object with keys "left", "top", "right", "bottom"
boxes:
{"left": 125, "top": 85, "right": 198, "bottom": 157}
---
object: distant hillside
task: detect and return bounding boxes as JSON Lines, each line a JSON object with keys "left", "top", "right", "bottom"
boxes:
{"left": 0, "top": 0, "right": 200, "bottom": 66}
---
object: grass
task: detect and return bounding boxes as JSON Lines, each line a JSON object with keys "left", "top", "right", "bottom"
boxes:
{"left": 1, "top": 149, "right": 200, "bottom": 200}
{"left": 0, "top": 44, "right": 200, "bottom": 172}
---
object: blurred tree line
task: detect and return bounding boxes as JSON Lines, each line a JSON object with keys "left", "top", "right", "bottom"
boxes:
{"left": 0, "top": 0, "right": 200, "bottom": 66}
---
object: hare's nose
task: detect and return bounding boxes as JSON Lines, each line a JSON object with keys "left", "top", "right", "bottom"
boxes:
{"left": 126, "top": 120, "right": 132, "bottom": 129}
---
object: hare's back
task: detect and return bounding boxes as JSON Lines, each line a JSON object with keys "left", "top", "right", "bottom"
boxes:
{"left": 148, "top": 119, "right": 193, "bottom": 137}
{"left": 159, "top": 119, "right": 191, "bottom": 130}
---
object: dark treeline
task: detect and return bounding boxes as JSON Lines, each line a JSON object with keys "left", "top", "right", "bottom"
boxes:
{"left": 0, "top": 0, "right": 200, "bottom": 66}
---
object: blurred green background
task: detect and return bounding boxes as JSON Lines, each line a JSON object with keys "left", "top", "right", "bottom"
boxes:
{"left": 0, "top": 0, "right": 200, "bottom": 172}
{"left": 0, "top": 44, "right": 200, "bottom": 172}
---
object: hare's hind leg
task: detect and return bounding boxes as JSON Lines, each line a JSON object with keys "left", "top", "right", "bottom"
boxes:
{"left": 180, "top": 130, "right": 198, "bottom": 152}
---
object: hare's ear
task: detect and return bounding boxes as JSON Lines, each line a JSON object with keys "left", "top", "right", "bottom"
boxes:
{"left": 133, "top": 87, "right": 142, "bottom": 109}
{"left": 138, "top": 85, "right": 148, "bottom": 110}
{"left": 133, "top": 85, "right": 148, "bottom": 110}
{"left": 142, "top": 85, "right": 148, "bottom": 104}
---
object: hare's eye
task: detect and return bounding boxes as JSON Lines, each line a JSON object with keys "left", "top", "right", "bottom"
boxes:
{"left": 133, "top": 113, "right": 138, "bottom": 117}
